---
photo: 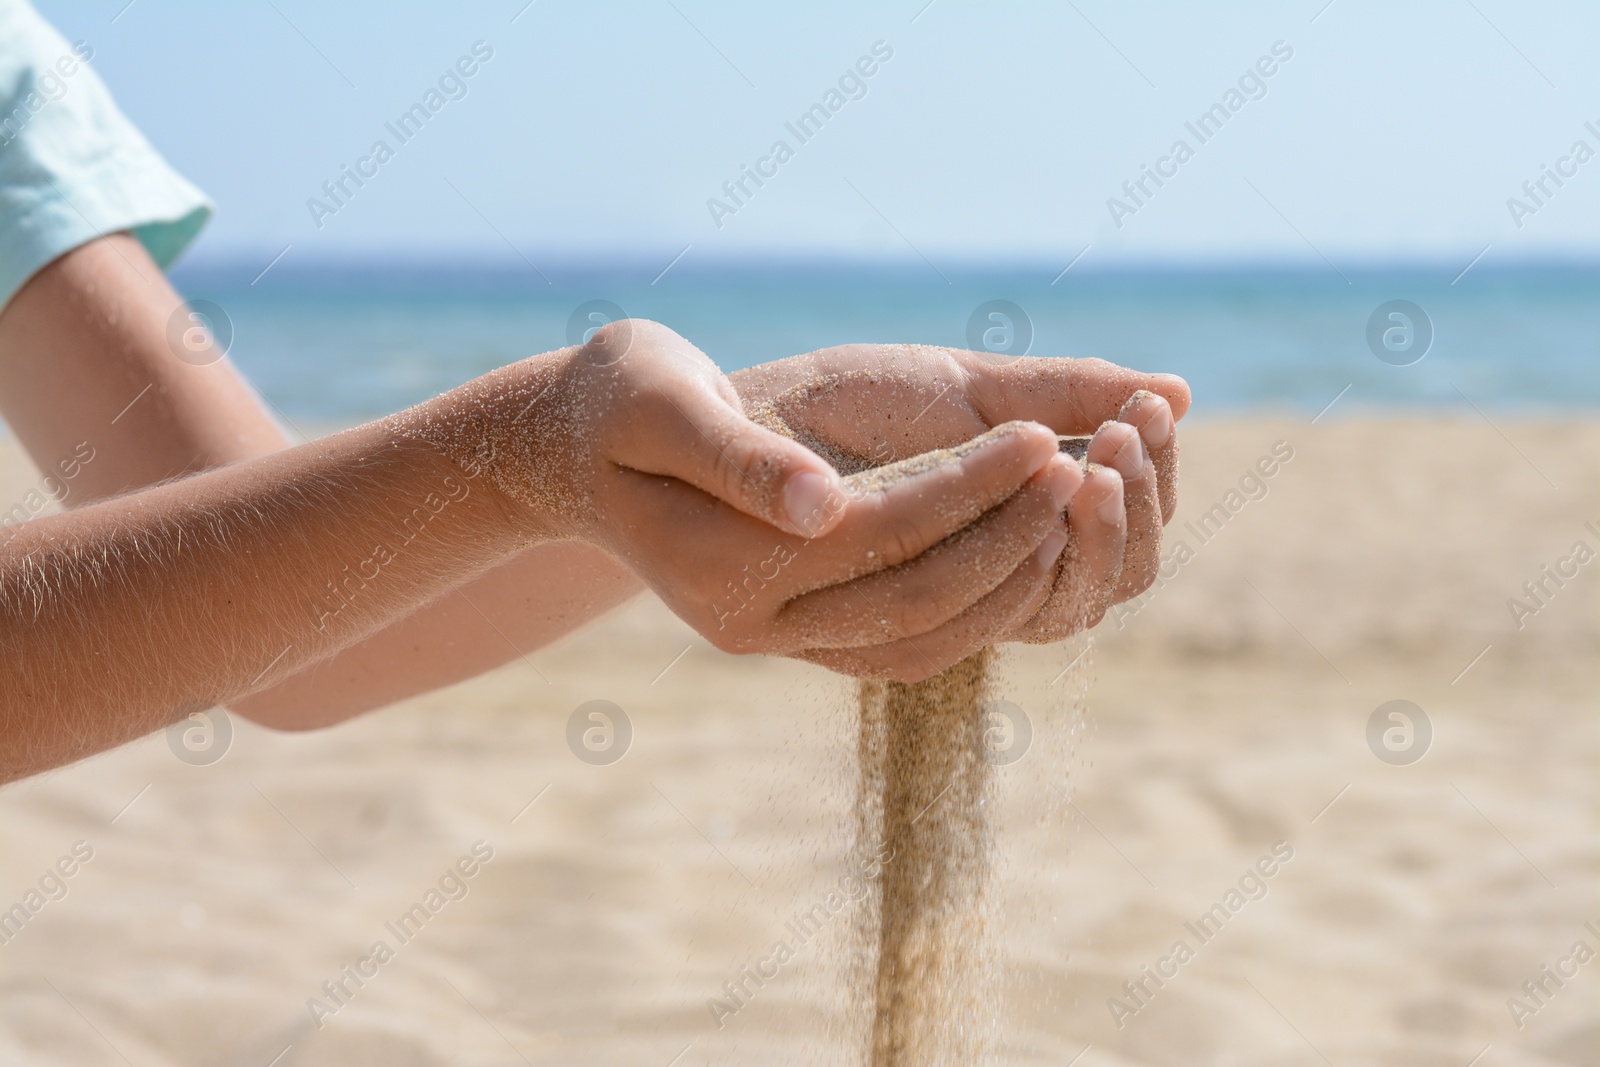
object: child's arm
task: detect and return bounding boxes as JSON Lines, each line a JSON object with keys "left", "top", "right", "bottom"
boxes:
{"left": 0, "top": 248, "right": 1076, "bottom": 779}
{"left": 0, "top": 235, "right": 650, "bottom": 729}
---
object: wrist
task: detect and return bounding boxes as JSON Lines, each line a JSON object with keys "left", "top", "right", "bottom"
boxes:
{"left": 381, "top": 348, "right": 584, "bottom": 544}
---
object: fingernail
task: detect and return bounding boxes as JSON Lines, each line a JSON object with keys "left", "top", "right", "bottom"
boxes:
{"left": 783, "top": 471, "right": 835, "bottom": 535}
{"left": 1108, "top": 432, "right": 1144, "bottom": 481}
{"left": 1097, "top": 480, "right": 1124, "bottom": 525}
{"left": 1045, "top": 456, "right": 1081, "bottom": 508}
{"left": 1139, "top": 402, "right": 1172, "bottom": 449}
{"left": 1035, "top": 529, "right": 1069, "bottom": 567}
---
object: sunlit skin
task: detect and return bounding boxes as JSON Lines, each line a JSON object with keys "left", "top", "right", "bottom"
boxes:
{"left": 0, "top": 234, "right": 1188, "bottom": 781}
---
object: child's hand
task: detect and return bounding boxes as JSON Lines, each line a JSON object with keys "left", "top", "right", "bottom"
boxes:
{"left": 732, "top": 344, "right": 1190, "bottom": 678}
{"left": 403, "top": 321, "right": 1081, "bottom": 675}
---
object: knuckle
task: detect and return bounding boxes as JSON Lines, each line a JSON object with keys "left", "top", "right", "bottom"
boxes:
{"left": 893, "top": 596, "right": 944, "bottom": 640}
{"left": 708, "top": 428, "right": 767, "bottom": 504}
{"left": 706, "top": 436, "right": 743, "bottom": 493}
{"left": 873, "top": 517, "right": 929, "bottom": 569}
{"left": 580, "top": 319, "right": 641, "bottom": 364}
{"left": 586, "top": 320, "right": 624, "bottom": 349}
{"left": 869, "top": 568, "right": 947, "bottom": 639}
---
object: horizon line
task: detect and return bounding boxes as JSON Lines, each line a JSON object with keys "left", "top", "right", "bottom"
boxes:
{"left": 171, "top": 248, "right": 1600, "bottom": 275}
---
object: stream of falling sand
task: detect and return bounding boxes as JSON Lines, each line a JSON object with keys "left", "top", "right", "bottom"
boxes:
{"left": 752, "top": 391, "right": 1093, "bottom": 1066}
{"left": 855, "top": 647, "right": 997, "bottom": 1067}
{"left": 844, "top": 433, "right": 1094, "bottom": 1067}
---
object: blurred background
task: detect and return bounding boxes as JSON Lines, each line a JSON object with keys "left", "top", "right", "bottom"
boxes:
{"left": 30, "top": 0, "right": 1600, "bottom": 422}
{"left": 4, "top": 2, "right": 1597, "bottom": 1066}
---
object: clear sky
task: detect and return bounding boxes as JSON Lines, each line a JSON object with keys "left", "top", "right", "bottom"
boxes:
{"left": 33, "top": 0, "right": 1600, "bottom": 269}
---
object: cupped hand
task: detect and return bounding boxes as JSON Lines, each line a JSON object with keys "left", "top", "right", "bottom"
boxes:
{"left": 417, "top": 321, "right": 1084, "bottom": 672}
{"left": 732, "top": 343, "right": 1190, "bottom": 678}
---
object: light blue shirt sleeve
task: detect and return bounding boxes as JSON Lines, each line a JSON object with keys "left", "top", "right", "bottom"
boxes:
{"left": 0, "top": 0, "right": 212, "bottom": 311}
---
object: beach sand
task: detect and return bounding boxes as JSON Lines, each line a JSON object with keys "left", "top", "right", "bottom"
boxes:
{"left": 0, "top": 417, "right": 1595, "bottom": 1066}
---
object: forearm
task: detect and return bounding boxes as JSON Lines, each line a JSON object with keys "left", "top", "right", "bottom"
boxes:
{"left": 230, "top": 542, "right": 643, "bottom": 729}
{"left": 0, "top": 236, "right": 286, "bottom": 501}
{"left": 0, "top": 421, "right": 531, "bottom": 781}
{"left": 0, "top": 235, "right": 645, "bottom": 728}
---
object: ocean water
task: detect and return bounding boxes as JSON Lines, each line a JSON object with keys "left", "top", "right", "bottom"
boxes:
{"left": 167, "top": 258, "right": 1600, "bottom": 425}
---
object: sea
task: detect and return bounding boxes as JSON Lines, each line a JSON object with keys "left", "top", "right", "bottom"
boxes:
{"left": 167, "top": 257, "right": 1600, "bottom": 426}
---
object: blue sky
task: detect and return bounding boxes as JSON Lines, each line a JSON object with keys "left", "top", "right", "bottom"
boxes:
{"left": 34, "top": 0, "right": 1600, "bottom": 268}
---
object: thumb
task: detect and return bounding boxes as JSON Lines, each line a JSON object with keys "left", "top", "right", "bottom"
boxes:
{"left": 641, "top": 385, "right": 849, "bottom": 538}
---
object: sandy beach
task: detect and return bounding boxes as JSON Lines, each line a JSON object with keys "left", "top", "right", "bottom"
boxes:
{"left": 1, "top": 416, "right": 1594, "bottom": 1067}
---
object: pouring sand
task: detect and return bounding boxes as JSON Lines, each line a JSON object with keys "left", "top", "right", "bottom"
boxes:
{"left": 755, "top": 399, "right": 1091, "bottom": 1066}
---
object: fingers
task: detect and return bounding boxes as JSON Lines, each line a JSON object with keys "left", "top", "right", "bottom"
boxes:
{"left": 779, "top": 456, "right": 1079, "bottom": 648}
{"left": 790, "top": 528, "right": 1068, "bottom": 682}
{"left": 1091, "top": 417, "right": 1162, "bottom": 602}
{"left": 805, "top": 420, "right": 1059, "bottom": 581}
{"left": 596, "top": 416, "right": 1060, "bottom": 630}
{"left": 1117, "top": 389, "right": 1180, "bottom": 523}
{"left": 720, "top": 344, "right": 1189, "bottom": 658}
{"left": 1010, "top": 454, "right": 1125, "bottom": 643}
{"left": 963, "top": 354, "right": 1191, "bottom": 436}
{"left": 605, "top": 339, "right": 848, "bottom": 539}
{"left": 598, "top": 418, "right": 1065, "bottom": 655}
